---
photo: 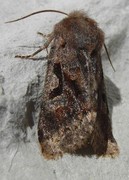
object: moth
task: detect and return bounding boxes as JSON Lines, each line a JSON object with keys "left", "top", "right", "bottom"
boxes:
{"left": 6, "top": 10, "right": 119, "bottom": 159}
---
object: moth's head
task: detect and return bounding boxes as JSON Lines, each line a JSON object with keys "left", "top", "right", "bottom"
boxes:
{"left": 54, "top": 10, "right": 104, "bottom": 53}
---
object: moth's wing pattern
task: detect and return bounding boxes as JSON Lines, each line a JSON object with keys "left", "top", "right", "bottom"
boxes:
{"left": 38, "top": 45, "right": 98, "bottom": 159}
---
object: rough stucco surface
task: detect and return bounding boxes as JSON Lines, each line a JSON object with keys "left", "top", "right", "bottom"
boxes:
{"left": 0, "top": 0, "right": 129, "bottom": 179}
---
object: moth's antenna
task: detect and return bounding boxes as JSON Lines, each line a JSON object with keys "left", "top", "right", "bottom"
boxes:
{"left": 104, "top": 43, "right": 115, "bottom": 71}
{"left": 5, "top": 10, "right": 68, "bottom": 23}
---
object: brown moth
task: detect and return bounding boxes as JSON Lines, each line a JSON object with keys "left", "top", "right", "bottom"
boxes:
{"left": 6, "top": 10, "right": 119, "bottom": 159}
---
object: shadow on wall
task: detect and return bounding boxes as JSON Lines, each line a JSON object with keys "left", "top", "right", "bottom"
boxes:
{"left": 105, "top": 76, "right": 121, "bottom": 118}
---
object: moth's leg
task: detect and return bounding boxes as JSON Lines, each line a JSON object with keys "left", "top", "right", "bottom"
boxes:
{"left": 37, "top": 32, "right": 52, "bottom": 54}
{"left": 15, "top": 33, "right": 54, "bottom": 59}
{"left": 18, "top": 45, "right": 42, "bottom": 48}
{"left": 37, "top": 32, "right": 51, "bottom": 38}
{"left": 15, "top": 46, "right": 46, "bottom": 59}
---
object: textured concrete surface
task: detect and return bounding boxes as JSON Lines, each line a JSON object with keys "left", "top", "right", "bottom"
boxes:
{"left": 0, "top": 0, "right": 129, "bottom": 180}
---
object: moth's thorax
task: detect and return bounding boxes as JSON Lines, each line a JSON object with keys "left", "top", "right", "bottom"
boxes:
{"left": 54, "top": 11, "right": 104, "bottom": 54}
